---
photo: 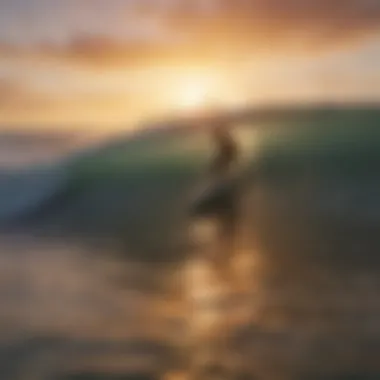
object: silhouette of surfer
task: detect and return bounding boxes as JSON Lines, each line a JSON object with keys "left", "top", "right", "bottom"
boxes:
{"left": 191, "top": 118, "right": 241, "bottom": 275}
{"left": 210, "top": 120, "right": 240, "bottom": 266}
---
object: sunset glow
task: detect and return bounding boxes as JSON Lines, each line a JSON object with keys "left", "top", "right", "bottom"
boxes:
{"left": 177, "top": 82, "right": 209, "bottom": 111}
{"left": 0, "top": 0, "right": 379, "bottom": 129}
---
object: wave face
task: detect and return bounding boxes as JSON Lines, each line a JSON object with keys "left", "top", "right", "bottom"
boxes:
{"left": 0, "top": 125, "right": 216, "bottom": 261}
{"left": 247, "top": 108, "right": 380, "bottom": 275}
{"left": 1, "top": 107, "right": 380, "bottom": 263}
{"left": 0, "top": 165, "right": 69, "bottom": 223}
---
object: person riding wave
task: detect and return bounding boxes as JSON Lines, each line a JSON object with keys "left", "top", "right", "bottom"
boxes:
{"left": 191, "top": 117, "right": 242, "bottom": 280}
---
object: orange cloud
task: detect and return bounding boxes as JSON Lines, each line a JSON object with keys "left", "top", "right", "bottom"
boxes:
{"left": 0, "top": 0, "right": 379, "bottom": 128}
{"left": 0, "top": 0, "right": 380, "bottom": 68}
{"left": 0, "top": 77, "right": 166, "bottom": 128}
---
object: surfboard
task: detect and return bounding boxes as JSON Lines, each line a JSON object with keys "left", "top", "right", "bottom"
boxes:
{"left": 190, "top": 175, "right": 240, "bottom": 219}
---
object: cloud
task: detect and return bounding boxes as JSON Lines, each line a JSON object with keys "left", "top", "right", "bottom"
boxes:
{"left": 0, "top": 75, "right": 168, "bottom": 127}
{"left": 0, "top": 0, "right": 379, "bottom": 68}
{"left": 177, "top": 0, "right": 380, "bottom": 50}
{"left": 0, "top": 78, "right": 35, "bottom": 107}
{"left": 0, "top": 37, "right": 186, "bottom": 69}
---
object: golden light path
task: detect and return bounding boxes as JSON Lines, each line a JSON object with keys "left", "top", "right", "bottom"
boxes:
{"left": 173, "top": 217, "right": 260, "bottom": 379}
{"left": 185, "top": 220, "right": 257, "bottom": 333}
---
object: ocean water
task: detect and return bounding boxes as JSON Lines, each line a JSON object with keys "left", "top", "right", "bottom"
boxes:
{"left": 0, "top": 107, "right": 379, "bottom": 379}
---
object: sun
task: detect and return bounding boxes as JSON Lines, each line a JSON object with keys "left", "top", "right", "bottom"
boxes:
{"left": 177, "top": 82, "right": 209, "bottom": 111}
{"left": 168, "top": 70, "right": 245, "bottom": 116}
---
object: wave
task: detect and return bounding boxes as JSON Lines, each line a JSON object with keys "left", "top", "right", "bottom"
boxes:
{"left": 1, "top": 107, "right": 379, "bottom": 256}
{"left": 0, "top": 164, "right": 69, "bottom": 223}
{"left": 0, "top": 122, "right": 193, "bottom": 222}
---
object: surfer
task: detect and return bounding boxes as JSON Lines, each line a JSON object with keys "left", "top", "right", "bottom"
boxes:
{"left": 209, "top": 120, "right": 240, "bottom": 267}
{"left": 190, "top": 118, "right": 241, "bottom": 278}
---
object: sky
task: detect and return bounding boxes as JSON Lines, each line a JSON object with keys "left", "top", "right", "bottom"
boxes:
{"left": 0, "top": 0, "right": 380, "bottom": 130}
